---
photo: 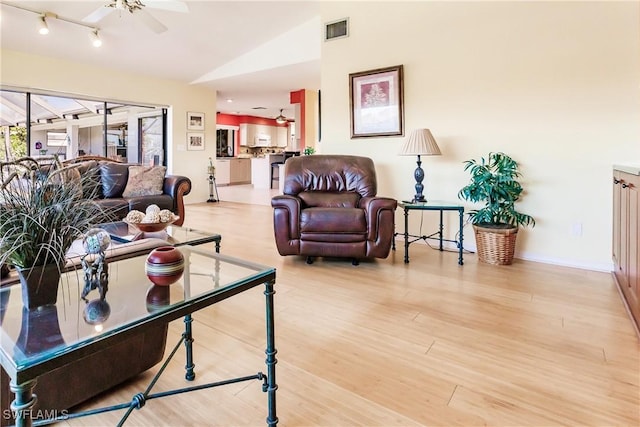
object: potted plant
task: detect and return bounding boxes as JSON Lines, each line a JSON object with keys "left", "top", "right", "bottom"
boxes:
{"left": 0, "top": 156, "right": 111, "bottom": 309}
{"left": 458, "top": 152, "right": 535, "bottom": 265}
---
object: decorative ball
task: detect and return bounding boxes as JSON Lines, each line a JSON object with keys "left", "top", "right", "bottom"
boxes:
{"left": 83, "top": 228, "right": 111, "bottom": 254}
{"left": 125, "top": 210, "right": 145, "bottom": 223}
{"left": 145, "top": 246, "right": 184, "bottom": 286}
{"left": 83, "top": 299, "right": 111, "bottom": 325}
{"left": 146, "top": 204, "right": 161, "bottom": 215}
{"left": 159, "top": 209, "right": 174, "bottom": 223}
{"left": 142, "top": 212, "right": 160, "bottom": 223}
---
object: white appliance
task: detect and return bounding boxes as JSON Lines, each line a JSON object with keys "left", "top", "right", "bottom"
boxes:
{"left": 254, "top": 134, "right": 271, "bottom": 147}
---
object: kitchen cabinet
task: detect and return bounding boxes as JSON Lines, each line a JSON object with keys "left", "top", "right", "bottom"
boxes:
{"left": 216, "top": 158, "right": 252, "bottom": 186}
{"left": 230, "top": 158, "right": 251, "bottom": 184}
{"left": 276, "top": 127, "right": 287, "bottom": 147}
{"left": 240, "top": 123, "right": 282, "bottom": 147}
{"left": 240, "top": 124, "right": 254, "bottom": 147}
{"left": 613, "top": 166, "right": 640, "bottom": 333}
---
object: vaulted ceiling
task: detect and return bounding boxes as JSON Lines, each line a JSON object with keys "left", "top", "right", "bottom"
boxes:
{"left": 0, "top": 1, "right": 322, "bottom": 121}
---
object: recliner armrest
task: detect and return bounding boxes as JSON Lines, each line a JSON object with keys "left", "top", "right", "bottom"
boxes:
{"left": 360, "top": 196, "right": 398, "bottom": 241}
{"left": 271, "top": 195, "right": 302, "bottom": 255}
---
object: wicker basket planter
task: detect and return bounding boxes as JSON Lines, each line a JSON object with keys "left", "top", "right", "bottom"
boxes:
{"left": 473, "top": 224, "right": 519, "bottom": 265}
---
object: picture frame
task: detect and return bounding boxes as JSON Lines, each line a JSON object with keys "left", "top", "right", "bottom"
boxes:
{"left": 187, "top": 111, "right": 205, "bottom": 131}
{"left": 187, "top": 132, "right": 205, "bottom": 151}
{"left": 349, "top": 65, "right": 404, "bottom": 138}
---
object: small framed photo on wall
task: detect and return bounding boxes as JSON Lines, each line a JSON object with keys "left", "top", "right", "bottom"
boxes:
{"left": 187, "top": 112, "right": 205, "bottom": 131}
{"left": 187, "top": 132, "right": 205, "bottom": 151}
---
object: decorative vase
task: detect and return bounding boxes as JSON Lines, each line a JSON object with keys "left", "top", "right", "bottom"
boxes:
{"left": 145, "top": 246, "right": 184, "bottom": 286}
{"left": 17, "top": 264, "right": 62, "bottom": 310}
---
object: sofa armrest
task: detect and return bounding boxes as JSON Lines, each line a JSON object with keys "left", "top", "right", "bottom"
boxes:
{"left": 271, "top": 195, "right": 302, "bottom": 255}
{"left": 163, "top": 175, "right": 192, "bottom": 226}
{"left": 360, "top": 196, "right": 398, "bottom": 243}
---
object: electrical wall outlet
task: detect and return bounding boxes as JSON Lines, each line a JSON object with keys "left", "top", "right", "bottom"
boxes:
{"left": 570, "top": 222, "right": 583, "bottom": 237}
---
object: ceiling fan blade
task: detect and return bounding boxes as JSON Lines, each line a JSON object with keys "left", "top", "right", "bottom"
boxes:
{"left": 144, "top": 0, "right": 189, "bottom": 13}
{"left": 136, "top": 9, "right": 168, "bottom": 34}
{"left": 82, "top": 6, "right": 115, "bottom": 24}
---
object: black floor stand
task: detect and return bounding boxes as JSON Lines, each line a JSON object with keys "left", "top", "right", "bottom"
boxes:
{"left": 207, "top": 173, "right": 219, "bottom": 203}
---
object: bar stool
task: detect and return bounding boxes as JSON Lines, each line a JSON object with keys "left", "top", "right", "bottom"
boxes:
{"left": 270, "top": 161, "right": 283, "bottom": 189}
{"left": 270, "top": 151, "right": 301, "bottom": 189}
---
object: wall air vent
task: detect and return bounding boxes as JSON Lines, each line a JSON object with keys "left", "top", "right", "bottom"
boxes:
{"left": 324, "top": 18, "right": 349, "bottom": 41}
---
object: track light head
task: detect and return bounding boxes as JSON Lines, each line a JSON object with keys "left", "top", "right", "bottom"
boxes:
{"left": 38, "top": 15, "right": 49, "bottom": 35}
{"left": 90, "top": 29, "right": 102, "bottom": 47}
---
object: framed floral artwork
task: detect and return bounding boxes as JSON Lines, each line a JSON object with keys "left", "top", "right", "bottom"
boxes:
{"left": 349, "top": 65, "right": 404, "bottom": 138}
{"left": 187, "top": 132, "right": 205, "bottom": 151}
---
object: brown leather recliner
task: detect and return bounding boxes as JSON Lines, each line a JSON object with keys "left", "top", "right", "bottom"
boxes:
{"left": 271, "top": 155, "right": 397, "bottom": 265}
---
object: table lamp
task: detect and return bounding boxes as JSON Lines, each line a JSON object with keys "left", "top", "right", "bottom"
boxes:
{"left": 399, "top": 129, "right": 441, "bottom": 203}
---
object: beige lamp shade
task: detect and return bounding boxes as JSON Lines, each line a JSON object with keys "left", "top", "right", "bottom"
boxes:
{"left": 399, "top": 129, "right": 441, "bottom": 156}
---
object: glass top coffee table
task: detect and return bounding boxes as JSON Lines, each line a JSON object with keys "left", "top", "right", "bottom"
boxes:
{"left": 99, "top": 221, "right": 222, "bottom": 253}
{"left": 0, "top": 246, "right": 277, "bottom": 426}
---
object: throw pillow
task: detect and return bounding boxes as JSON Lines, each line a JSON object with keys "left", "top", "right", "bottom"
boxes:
{"left": 122, "top": 166, "right": 166, "bottom": 197}
{"left": 100, "top": 163, "right": 130, "bottom": 198}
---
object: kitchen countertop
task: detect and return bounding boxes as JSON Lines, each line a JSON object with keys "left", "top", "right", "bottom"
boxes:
{"left": 614, "top": 164, "right": 640, "bottom": 175}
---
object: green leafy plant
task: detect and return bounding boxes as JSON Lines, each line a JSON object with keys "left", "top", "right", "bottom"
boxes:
{"left": 0, "top": 157, "right": 112, "bottom": 269}
{"left": 303, "top": 147, "right": 315, "bottom": 155}
{"left": 458, "top": 152, "right": 535, "bottom": 228}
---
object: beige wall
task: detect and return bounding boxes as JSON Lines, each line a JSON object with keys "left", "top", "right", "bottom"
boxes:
{"left": 320, "top": 1, "right": 640, "bottom": 270}
{"left": 0, "top": 49, "right": 217, "bottom": 203}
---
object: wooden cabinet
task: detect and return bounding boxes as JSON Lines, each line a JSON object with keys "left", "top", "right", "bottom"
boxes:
{"left": 613, "top": 167, "right": 640, "bottom": 333}
{"left": 240, "top": 124, "right": 254, "bottom": 147}
{"left": 216, "top": 158, "right": 252, "bottom": 186}
{"left": 230, "top": 158, "right": 251, "bottom": 184}
{"left": 276, "top": 127, "right": 287, "bottom": 147}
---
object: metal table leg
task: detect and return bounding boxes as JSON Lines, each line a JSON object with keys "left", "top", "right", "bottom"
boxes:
{"left": 458, "top": 208, "right": 464, "bottom": 265}
{"left": 263, "top": 279, "right": 278, "bottom": 426}
{"left": 10, "top": 379, "right": 37, "bottom": 427}
{"left": 403, "top": 207, "right": 410, "bottom": 263}
{"left": 183, "top": 314, "right": 195, "bottom": 381}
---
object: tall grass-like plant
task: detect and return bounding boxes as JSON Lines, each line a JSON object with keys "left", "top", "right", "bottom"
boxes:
{"left": 458, "top": 152, "right": 535, "bottom": 229}
{"left": 0, "top": 157, "right": 112, "bottom": 270}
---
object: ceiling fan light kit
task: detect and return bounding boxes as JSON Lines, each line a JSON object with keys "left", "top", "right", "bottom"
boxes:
{"left": 275, "top": 109, "right": 287, "bottom": 124}
{"left": 83, "top": 0, "right": 188, "bottom": 34}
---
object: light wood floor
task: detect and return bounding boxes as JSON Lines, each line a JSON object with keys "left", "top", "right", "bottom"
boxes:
{"left": 64, "top": 198, "right": 640, "bottom": 427}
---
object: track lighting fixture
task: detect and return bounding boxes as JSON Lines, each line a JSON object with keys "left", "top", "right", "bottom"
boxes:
{"left": 38, "top": 15, "right": 49, "bottom": 35}
{"left": 90, "top": 29, "right": 102, "bottom": 47}
{"left": 5, "top": 3, "right": 103, "bottom": 46}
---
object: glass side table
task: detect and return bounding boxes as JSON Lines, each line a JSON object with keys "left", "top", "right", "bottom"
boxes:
{"left": 393, "top": 200, "right": 465, "bottom": 265}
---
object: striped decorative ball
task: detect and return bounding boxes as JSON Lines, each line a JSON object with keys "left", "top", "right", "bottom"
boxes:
{"left": 145, "top": 246, "right": 184, "bottom": 286}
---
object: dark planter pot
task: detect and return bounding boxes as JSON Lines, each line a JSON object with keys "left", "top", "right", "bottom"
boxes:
{"left": 145, "top": 246, "right": 184, "bottom": 286}
{"left": 473, "top": 223, "right": 519, "bottom": 265}
{"left": 17, "top": 264, "right": 62, "bottom": 310}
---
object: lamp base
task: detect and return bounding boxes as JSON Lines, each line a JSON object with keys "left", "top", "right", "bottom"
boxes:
{"left": 412, "top": 195, "right": 426, "bottom": 204}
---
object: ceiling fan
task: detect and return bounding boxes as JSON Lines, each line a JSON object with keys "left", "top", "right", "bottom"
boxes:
{"left": 275, "top": 109, "right": 287, "bottom": 124}
{"left": 82, "top": 0, "right": 189, "bottom": 34}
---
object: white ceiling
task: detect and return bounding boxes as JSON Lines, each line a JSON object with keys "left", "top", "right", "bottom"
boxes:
{"left": 0, "top": 0, "right": 322, "bottom": 121}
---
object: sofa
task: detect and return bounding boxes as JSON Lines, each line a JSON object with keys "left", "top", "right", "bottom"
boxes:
{"left": 63, "top": 156, "right": 191, "bottom": 226}
{"left": 271, "top": 155, "right": 397, "bottom": 265}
